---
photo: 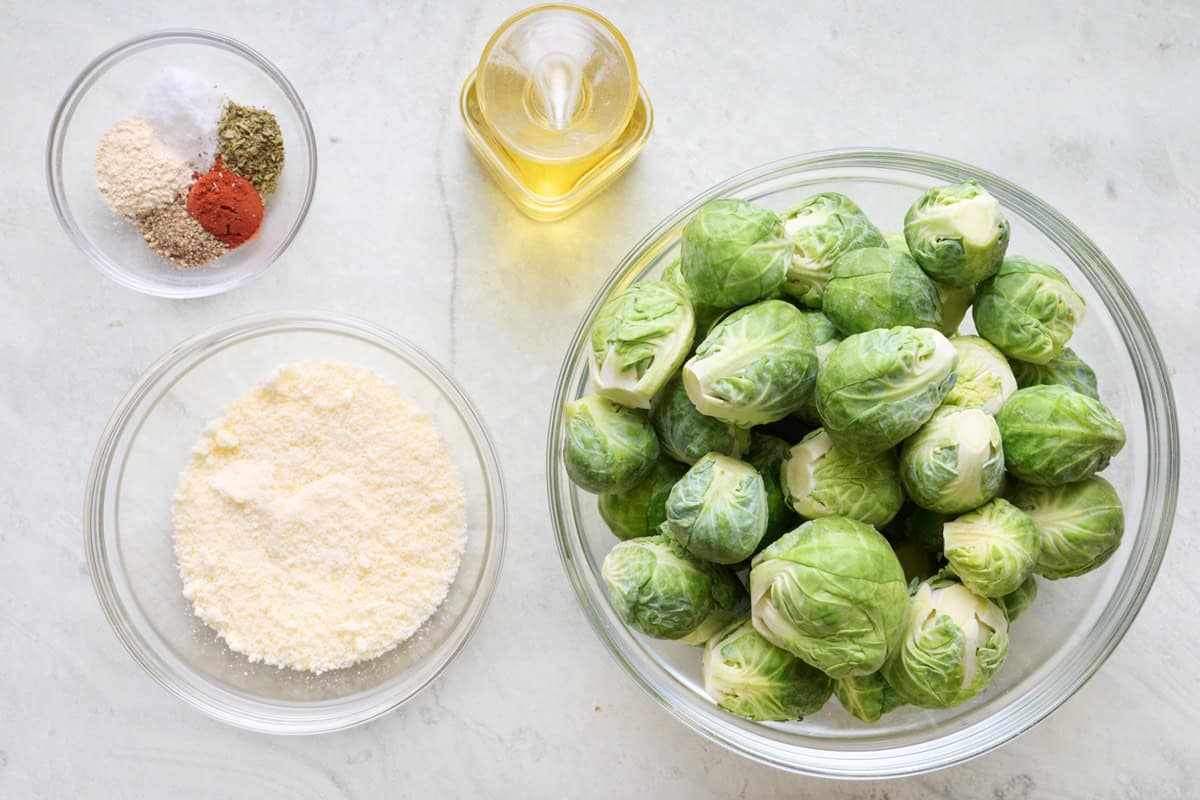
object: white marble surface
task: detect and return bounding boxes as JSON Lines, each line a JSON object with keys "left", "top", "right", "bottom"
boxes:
{"left": 3, "top": 1, "right": 1198, "bottom": 797}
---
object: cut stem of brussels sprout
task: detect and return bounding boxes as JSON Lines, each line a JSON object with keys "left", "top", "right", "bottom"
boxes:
{"left": 662, "top": 453, "right": 769, "bottom": 564}
{"left": 588, "top": 281, "right": 696, "bottom": 409}
{"left": 563, "top": 395, "right": 660, "bottom": 494}
{"left": 782, "top": 428, "right": 904, "bottom": 527}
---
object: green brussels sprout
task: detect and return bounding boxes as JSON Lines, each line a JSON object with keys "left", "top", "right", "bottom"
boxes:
{"left": 663, "top": 255, "right": 724, "bottom": 334}
{"left": 651, "top": 377, "right": 750, "bottom": 465}
{"left": 681, "top": 198, "right": 790, "bottom": 309}
{"left": 996, "top": 385, "right": 1125, "bottom": 486}
{"left": 683, "top": 300, "right": 818, "bottom": 427}
{"left": 816, "top": 326, "right": 959, "bottom": 455}
{"left": 588, "top": 281, "right": 695, "bottom": 409}
{"left": 744, "top": 433, "right": 798, "bottom": 547}
{"left": 935, "top": 282, "right": 975, "bottom": 335}
{"left": 597, "top": 457, "right": 688, "bottom": 540}
{"left": 943, "top": 498, "right": 1041, "bottom": 597}
{"left": 702, "top": 617, "right": 833, "bottom": 721}
{"left": 1010, "top": 347, "right": 1100, "bottom": 400}
{"left": 892, "top": 503, "right": 949, "bottom": 554}
{"left": 782, "top": 428, "right": 904, "bottom": 527}
{"left": 823, "top": 247, "right": 943, "bottom": 335}
{"left": 834, "top": 671, "right": 904, "bottom": 723}
{"left": 998, "top": 575, "right": 1038, "bottom": 623}
{"left": 750, "top": 517, "right": 908, "bottom": 678}
{"left": 882, "top": 576, "right": 1009, "bottom": 708}
{"left": 883, "top": 231, "right": 909, "bottom": 253}
{"left": 973, "top": 257, "right": 1085, "bottom": 364}
{"left": 904, "top": 181, "right": 1010, "bottom": 287}
{"left": 602, "top": 535, "right": 746, "bottom": 641}
{"left": 899, "top": 407, "right": 1005, "bottom": 514}
{"left": 563, "top": 396, "right": 659, "bottom": 493}
{"left": 778, "top": 192, "right": 885, "bottom": 306}
{"left": 795, "top": 310, "right": 842, "bottom": 423}
{"left": 942, "top": 336, "right": 1017, "bottom": 415}
{"left": 662, "top": 453, "right": 768, "bottom": 564}
{"left": 1009, "top": 477, "right": 1124, "bottom": 580}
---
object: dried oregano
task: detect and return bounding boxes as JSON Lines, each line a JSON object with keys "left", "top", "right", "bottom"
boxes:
{"left": 217, "top": 102, "right": 285, "bottom": 198}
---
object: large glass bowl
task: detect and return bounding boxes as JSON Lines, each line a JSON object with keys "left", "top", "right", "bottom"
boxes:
{"left": 547, "top": 150, "right": 1178, "bottom": 777}
{"left": 47, "top": 30, "right": 317, "bottom": 298}
{"left": 85, "top": 313, "right": 506, "bottom": 733}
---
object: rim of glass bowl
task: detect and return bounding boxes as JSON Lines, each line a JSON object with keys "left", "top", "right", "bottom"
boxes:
{"left": 46, "top": 29, "right": 318, "bottom": 299}
{"left": 84, "top": 312, "right": 507, "bottom": 734}
{"left": 546, "top": 148, "right": 1179, "bottom": 777}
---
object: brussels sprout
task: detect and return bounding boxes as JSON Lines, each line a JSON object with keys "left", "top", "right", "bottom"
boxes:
{"left": 795, "top": 310, "right": 842, "bottom": 423}
{"left": 662, "top": 453, "right": 768, "bottom": 564}
{"left": 1010, "top": 347, "right": 1100, "bottom": 400}
{"left": 892, "top": 503, "right": 949, "bottom": 554}
{"left": 778, "top": 192, "right": 885, "bottom": 306}
{"left": 652, "top": 377, "right": 750, "bottom": 465}
{"left": 943, "top": 498, "right": 1041, "bottom": 597}
{"left": 683, "top": 300, "right": 818, "bottom": 427}
{"left": 942, "top": 336, "right": 1017, "bottom": 415}
{"left": 750, "top": 517, "right": 908, "bottom": 677}
{"left": 904, "top": 181, "right": 1010, "bottom": 287}
{"left": 782, "top": 428, "right": 904, "bottom": 527}
{"left": 744, "top": 433, "right": 798, "bottom": 547}
{"left": 998, "top": 575, "right": 1038, "bottom": 623}
{"left": 598, "top": 457, "right": 688, "bottom": 540}
{"left": 883, "top": 231, "right": 909, "bottom": 253}
{"left": 702, "top": 617, "right": 833, "bottom": 721}
{"left": 823, "top": 247, "right": 943, "bottom": 335}
{"left": 563, "top": 396, "right": 659, "bottom": 493}
{"left": 680, "top": 569, "right": 751, "bottom": 647}
{"left": 602, "top": 535, "right": 746, "bottom": 641}
{"left": 681, "top": 198, "right": 790, "bottom": 308}
{"left": 816, "top": 326, "right": 959, "bottom": 455}
{"left": 835, "top": 672, "right": 904, "bottom": 723}
{"left": 1009, "top": 477, "right": 1124, "bottom": 579}
{"left": 588, "top": 281, "right": 695, "bottom": 410}
{"left": 882, "top": 577, "right": 1009, "bottom": 708}
{"left": 973, "top": 256, "right": 1085, "bottom": 364}
{"left": 935, "top": 282, "right": 975, "bottom": 335}
{"left": 899, "top": 407, "right": 1005, "bottom": 514}
{"left": 996, "top": 385, "right": 1125, "bottom": 486}
{"left": 663, "top": 255, "right": 724, "bottom": 333}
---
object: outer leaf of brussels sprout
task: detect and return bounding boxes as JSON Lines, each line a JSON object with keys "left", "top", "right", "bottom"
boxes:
{"left": 651, "top": 377, "right": 750, "bottom": 465}
{"left": 943, "top": 498, "right": 1041, "bottom": 597}
{"left": 816, "top": 326, "right": 959, "bottom": 455}
{"left": 998, "top": 575, "right": 1038, "bottom": 623}
{"left": 1009, "top": 477, "right": 1125, "bottom": 579}
{"left": 679, "top": 565, "right": 750, "bottom": 646}
{"left": 883, "top": 578, "right": 1009, "bottom": 708}
{"left": 795, "top": 310, "right": 842, "bottom": 423}
{"left": 823, "top": 247, "right": 943, "bottom": 335}
{"left": 563, "top": 396, "right": 659, "bottom": 493}
{"left": 702, "top": 617, "right": 834, "bottom": 721}
{"left": 883, "top": 231, "right": 910, "bottom": 254}
{"left": 973, "top": 256, "right": 1085, "bottom": 364}
{"left": 942, "top": 336, "right": 1017, "bottom": 415}
{"left": 904, "top": 181, "right": 1010, "bottom": 287}
{"left": 662, "top": 453, "right": 769, "bottom": 564}
{"left": 899, "top": 407, "right": 1005, "bottom": 514}
{"left": 779, "top": 193, "right": 885, "bottom": 307}
{"left": 1010, "top": 347, "right": 1100, "bottom": 400}
{"left": 996, "top": 385, "right": 1125, "bottom": 486}
{"left": 601, "top": 535, "right": 715, "bottom": 639}
{"left": 782, "top": 428, "right": 904, "bottom": 526}
{"left": 744, "top": 432, "right": 799, "bottom": 548}
{"left": 684, "top": 300, "right": 818, "bottom": 427}
{"left": 598, "top": 457, "right": 688, "bottom": 540}
{"left": 834, "top": 671, "right": 903, "bottom": 723}
{"left": 681, "top": 198, "right": 790, "bottom": 308}
{"left": 588, "top": 281, "right": 695, "bottom": 410}
{"left": 749, "top": 517, "right": 908, "bottom": 678}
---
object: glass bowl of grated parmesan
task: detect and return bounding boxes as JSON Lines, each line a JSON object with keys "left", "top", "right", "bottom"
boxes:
{"left": 47, "top": 29, "right": 317, "bottom": 298}
{"left": 84, "top": 312, "right": 506, "bottom": 733}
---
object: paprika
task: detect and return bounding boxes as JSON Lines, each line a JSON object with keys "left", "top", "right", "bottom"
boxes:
{"left": 186, "top": 160, "right": 264, "bottom": 247}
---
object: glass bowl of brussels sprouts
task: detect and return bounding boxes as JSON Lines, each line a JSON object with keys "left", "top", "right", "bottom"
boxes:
{"left": 547, "top": 149, "right": 1178, "bottom": 777}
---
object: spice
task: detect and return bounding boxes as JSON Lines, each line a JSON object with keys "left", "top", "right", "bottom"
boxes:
{"left": 139, "top": 67, "right": 223, "bottom": 170}
{"left": 217, "top": 102, "right": 285, "bottom": 198}
{"left": 137, "top": 199, "right": 227, "bottom": 268}
{"left": 186, "top": 161, "right": 264, "bottom": 247}
{"left": 95, "top": 116, "right": 191, "bottom": 217}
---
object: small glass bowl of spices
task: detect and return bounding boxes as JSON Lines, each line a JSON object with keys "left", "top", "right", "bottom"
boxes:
{"left": 47, "top": 30, "right": 316, "bottom": 298}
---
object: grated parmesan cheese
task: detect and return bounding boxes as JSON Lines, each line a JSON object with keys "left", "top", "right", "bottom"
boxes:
{"left": 172, "top": 361, "right": 467, "bottom": 673}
